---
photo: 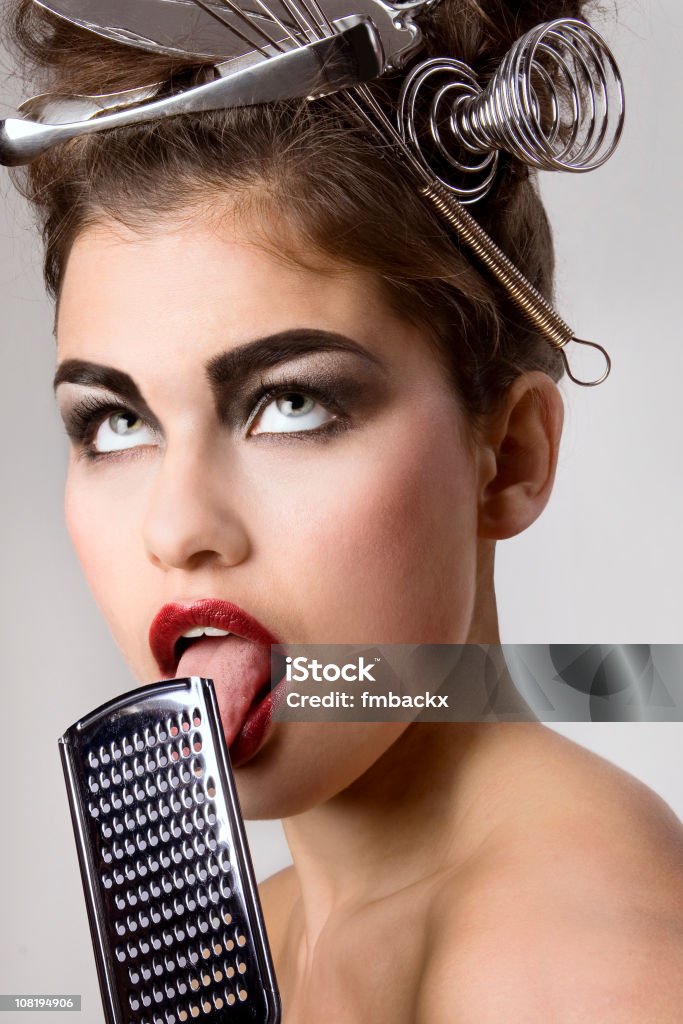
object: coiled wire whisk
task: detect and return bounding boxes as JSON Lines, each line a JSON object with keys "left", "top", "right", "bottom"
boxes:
{"left": 398, "top": 18, "right": 625, "bottom": 203}
{"left": 391, "top": 18, "right": 625, "bottom": 384}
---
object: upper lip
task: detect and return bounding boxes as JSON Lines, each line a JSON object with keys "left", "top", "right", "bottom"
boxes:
{"left": 149, "top": 598, "right": 280, "bottom": 678}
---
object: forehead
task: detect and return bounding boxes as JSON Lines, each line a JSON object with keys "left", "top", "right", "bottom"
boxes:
{"left": 56, "top": 210, "right": 412, "bottom": 376}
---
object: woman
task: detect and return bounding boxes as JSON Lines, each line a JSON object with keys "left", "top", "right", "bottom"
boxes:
{"left": 5, "top": 0, "right": 683, "bottom": 1018}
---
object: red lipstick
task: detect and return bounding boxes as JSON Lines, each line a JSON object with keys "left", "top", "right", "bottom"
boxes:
{"left": 149, "top": 598, "right": 279, "bottom": 678}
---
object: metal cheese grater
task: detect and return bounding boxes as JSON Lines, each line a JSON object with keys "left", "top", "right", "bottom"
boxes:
{"left": 59, "top": 676, "right": 281, "bottom": 1024}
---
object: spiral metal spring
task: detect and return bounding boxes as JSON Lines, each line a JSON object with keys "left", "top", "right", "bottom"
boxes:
{"left": 398, "top": 18, "right": 625, "bottom": 204}
{"left": 419, "top": 181, "right": 612, "bottom": 385}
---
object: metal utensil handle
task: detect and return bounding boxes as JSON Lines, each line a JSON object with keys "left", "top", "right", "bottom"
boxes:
{"left": 0, "top": 18, "right": 383, "bottom": 165}
{"left": 420, "top": 182, "right": 611, "bottom": 386}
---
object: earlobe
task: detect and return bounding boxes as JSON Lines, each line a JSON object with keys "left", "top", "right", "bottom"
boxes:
{"left": 476, "top": 372, "right": 564, "bottom": 541}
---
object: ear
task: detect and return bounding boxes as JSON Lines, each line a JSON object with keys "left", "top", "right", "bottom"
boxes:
{"left": 476, "top": 371, "right": 564, "bottom": 541}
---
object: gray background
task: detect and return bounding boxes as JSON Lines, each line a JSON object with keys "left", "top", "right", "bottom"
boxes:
{"left": 1, "top": 1, "right": 681, "bottom": 1017}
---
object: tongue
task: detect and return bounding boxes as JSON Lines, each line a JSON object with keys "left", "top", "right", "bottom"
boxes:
{"left": 176, "top": 635, "right": 271, "bottom": 747}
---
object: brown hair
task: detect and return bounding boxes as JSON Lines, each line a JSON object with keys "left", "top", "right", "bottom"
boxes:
{"left": 5, "top": 0, "right": 593, "bottom": 425}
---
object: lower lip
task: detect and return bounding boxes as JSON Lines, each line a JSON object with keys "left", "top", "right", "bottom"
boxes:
{"left": 229, "top": 676, "right": 283, "bottom": 768}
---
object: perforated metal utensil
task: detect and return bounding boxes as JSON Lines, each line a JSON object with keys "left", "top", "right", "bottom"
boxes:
{"left": 59, "top": 676, "right": 280, "bottom": 1024}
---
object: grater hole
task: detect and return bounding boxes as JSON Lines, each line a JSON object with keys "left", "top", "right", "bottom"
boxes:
{"left": 213, "top": 996, "right": 223, "bottom": 1010}
{"left": 237, "top": 987, "right": 248, "bottom": 1002}
{"left": 192, "top": 734, "right": 203, "bottom": 753}
{"left": 169, "top": 722, "right": 179, "bottom": 737}
{"left": 190, "top": 1004, "right": 200, "bottom": 1018}
{"left": 237, "top": 959, "right": 246, "bottom": 975}
{"left": 206, "top": 780, "right": 216, "bottom": 799}
{"left": 181, "top": 716, "right": 190, "bottom": 732}
{"left": 193, "top": 710, "right": 202, "bottom": 726}
{"left": 226, "top": 993, "right": 236, "bottom": 1007}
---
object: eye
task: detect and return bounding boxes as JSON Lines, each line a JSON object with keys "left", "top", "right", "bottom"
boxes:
{"left": 93, "top": 410, "right": 158, "bottom": 453}
{"left": 249, "top": 391, "right": 336, "bottom": 435}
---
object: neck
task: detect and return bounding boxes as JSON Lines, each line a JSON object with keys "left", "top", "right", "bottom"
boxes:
{"left": 281, "top": 648, "right": 535, "bottom": 943}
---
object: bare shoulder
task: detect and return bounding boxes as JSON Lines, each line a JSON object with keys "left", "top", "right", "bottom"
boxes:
{"left": 418, "top": 727, "right": 683, "bottom": 1023}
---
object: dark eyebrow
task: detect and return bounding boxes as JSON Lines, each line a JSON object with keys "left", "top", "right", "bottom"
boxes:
{"left": 54, "top": 360, "right": 142, "bottom": 398}
{"left": 206, "top": 329, "right": 383, "bottom": 391}
{"left": 52, "top": 360, "right": 159, "bottom": 426}
{"left": 52, "top": 329, "right": 383, "bottom": 424}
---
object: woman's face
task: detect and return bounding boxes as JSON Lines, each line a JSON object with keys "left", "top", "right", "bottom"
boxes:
{"left": 55, "top": 207, "right": 484, "bottom": 817}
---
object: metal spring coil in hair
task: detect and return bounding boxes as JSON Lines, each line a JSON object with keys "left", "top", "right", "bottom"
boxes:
{"left": 399, "top": 18, "right": 625, "bottom": 203}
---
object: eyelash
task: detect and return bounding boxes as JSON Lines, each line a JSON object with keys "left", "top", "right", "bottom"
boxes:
{"left": 66, "top": 379, "right": 349, "bottom": 461}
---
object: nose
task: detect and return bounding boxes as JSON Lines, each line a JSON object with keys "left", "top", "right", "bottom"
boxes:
{"left": 142, "top": 438, "right": 251, "bottom": 572}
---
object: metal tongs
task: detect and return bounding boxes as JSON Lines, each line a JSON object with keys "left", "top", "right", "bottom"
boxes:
{"left": 0, "top": 17, "right": 384, "bottom": 165}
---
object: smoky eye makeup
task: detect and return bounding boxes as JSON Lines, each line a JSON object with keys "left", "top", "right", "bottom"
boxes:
{"left": 213, "top": 354, "right": 392, "bottom": 435}
{"left": 58, "top": 392, "right": 142, "bottom": 445}
{"left": 53, "top": 339, "right": 393, "bottom": 458}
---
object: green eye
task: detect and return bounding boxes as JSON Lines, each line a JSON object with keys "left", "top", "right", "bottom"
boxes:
{"left": 250, "top": 392, "right": 335, "bottom": 434}
{"left": 94, "top": 410, "right": 157, "bottom": 452}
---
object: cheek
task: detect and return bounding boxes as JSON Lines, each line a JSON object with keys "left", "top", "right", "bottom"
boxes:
{"left": 64, "top": 469, "right": 151, "bottom": 664}
{"left": 258, "top": 402, "right": 479, "bottom": 641}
